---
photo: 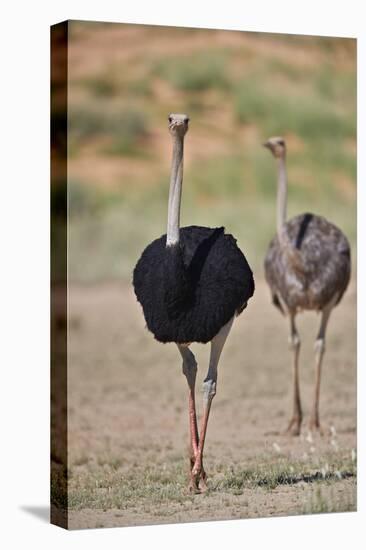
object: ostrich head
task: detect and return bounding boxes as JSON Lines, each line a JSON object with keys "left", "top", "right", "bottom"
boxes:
{"left": 168, "top": 113, "right": 190, "bottom": 137}
{"left": 263, "top": 136, "right": 286, "bottom": 158}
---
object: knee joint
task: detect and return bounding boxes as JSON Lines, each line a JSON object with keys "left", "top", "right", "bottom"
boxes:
{"left": 314, "top": 338, "right": 325, "bottom": 356}
{"left": 202, "top": 379, "right": 216, "bottom": 405}
{"left": 288, "top": 334, "right": 300, "bottom": 351}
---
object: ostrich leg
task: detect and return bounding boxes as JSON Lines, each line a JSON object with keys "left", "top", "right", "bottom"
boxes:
{"left": 309, "top": 299, "right": 335, "bottom": 433}
{"left": 285, "top": 314, "right": 302, "bottom": 436}
{"left": 190, "top": 316, "right": 234, "bottom": 493}
{"left": 177, "top": 345, "right": 205, "bottom": 482}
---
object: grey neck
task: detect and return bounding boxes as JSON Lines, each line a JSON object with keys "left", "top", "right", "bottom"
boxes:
{"left": 166, "top": 135, "right": 184, "bottom": 247}
{"left": 276, "top": 155, "right": 287, "bottom": 246}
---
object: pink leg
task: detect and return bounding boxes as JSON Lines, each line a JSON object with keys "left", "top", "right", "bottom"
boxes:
{"left": 285, "top": 314, "right": 303, "bottom": 436}
{"left": 309, "top": 299, "right": 334, "bottom": 433}
{"left": 177, "top": 345, "right": 205, "bottom": 488}
{"left": 191, "top": 317, "right": 234, "bottom": 492}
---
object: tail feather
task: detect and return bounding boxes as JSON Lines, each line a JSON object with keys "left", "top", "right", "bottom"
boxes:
{"left": 273, "top": 293, "right": 285, "bottom": 315}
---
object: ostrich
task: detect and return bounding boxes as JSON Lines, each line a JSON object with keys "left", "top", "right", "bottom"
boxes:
{"left": 133, "top": 114, "right": 254, "bottom": 492}
{"left": 263, "top": 136, "right": 351, "bottom": 436}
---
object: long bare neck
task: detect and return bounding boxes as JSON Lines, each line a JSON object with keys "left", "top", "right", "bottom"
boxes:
{"left": 276, "top": 155, "right": 287, "bottom": 246}
{"left": 166, "top": 134, "right": 184, "bottom": 247}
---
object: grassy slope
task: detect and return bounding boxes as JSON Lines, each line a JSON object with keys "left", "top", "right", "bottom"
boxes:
{"left": 61, "top": 22, "right": 356, "bottom": 283}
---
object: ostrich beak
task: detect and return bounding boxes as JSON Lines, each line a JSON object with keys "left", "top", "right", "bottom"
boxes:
{"left": 169, "top": 120, "right": 183, "bottom": 131}
{"left": 263, "top": 141, "right": 271, "bottom": 149}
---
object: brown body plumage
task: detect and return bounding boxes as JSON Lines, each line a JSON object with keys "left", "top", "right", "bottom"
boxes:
{"left": 265, "top": 212, "right": 350, "bottom": 315}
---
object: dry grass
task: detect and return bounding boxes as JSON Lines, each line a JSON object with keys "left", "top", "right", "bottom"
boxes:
{"left": 63, "top": 280, "right": 356, "bottom": 528}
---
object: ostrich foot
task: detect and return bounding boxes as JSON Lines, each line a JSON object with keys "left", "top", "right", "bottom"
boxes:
{"left": 188, "top": 477, "right": 201, "bottom": 494}
{"left": 188, "top": 472, "right": 202, "bottom": 494}
{"left": 189, "top": 456, "right": 207, "bottom": 489}
{"left": 198, "top": 469, "right": 208, "bottom": 492}
{"left": 284, "top": 416, "right": 302, "bottom": 436}
{"left": 309, "top": 418, "right": 325, "bottom": 436}
{"left": 188, "top": 457, "right": 199, "bottom": 493}
{"left": 188, "top": 466, "right": 208, "bottom": 494}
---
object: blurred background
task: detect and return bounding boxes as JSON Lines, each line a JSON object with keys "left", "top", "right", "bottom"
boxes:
{"left": 56, "top": 22, "right": 356, "bottom": 282}
{"left": 50, "top": 22, "right": 357, "bottom": 527}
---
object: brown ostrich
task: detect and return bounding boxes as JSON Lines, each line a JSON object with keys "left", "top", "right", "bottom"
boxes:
{"left": 263, "top": 136, "right": 351, "bottom": 435}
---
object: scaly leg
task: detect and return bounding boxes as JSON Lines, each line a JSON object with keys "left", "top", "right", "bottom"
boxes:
{"left": 190, "top": 317, "right": 234, "bottom": 493}
{"left": 177, "top": 345, "right": 205, "bottom": 487}
{"left": 309, "top": 299, "right": 335, "bottom": 433}
{"left": 285, "top": 314, "right": 302, "bottom": 436}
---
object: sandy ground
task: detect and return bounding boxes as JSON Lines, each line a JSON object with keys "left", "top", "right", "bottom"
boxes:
{"left": 66, "top": 279, "right": 356, "bottom": 529}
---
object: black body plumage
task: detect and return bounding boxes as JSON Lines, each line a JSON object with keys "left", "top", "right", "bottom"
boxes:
{"left": 264, "top": 213, "right": 351, "bottom": 314}
{"left": 133, "top": 225, "right": 255, "bottom": 344}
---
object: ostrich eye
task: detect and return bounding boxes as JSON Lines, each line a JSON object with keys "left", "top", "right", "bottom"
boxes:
{"left": 184, "top": 117, "right": 190, "bottom": 123}
{"left": 278, "top": 140, "right": 284, "bottom": 146}
{"left": 168, "top": 116, "right": 173, "bottom": 123}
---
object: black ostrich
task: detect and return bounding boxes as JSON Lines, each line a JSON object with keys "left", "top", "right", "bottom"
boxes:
{"left": 263, "top": 136, "right": 351, "bottom": 436}
{"left": 133, "top": 114, "right": 254, "bottom": 492}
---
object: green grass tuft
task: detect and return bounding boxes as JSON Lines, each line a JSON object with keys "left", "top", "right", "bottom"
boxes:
{"left": 153, "top": 52, "right": 230, "bottom": 92}
{"left": 69, "top": 102, "right": 149, "bottom": 155}
{"left": 234, "top": 80, "right": 355, "bottom": 141}
{"left": 303, "top": 485, "right": 356, "bottom": 514}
